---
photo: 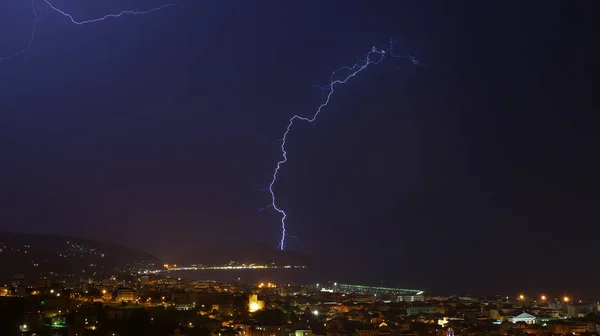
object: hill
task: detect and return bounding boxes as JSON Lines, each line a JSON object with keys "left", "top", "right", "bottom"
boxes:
{"left": 0, "top": 231, "right": 161, "bottom": 283}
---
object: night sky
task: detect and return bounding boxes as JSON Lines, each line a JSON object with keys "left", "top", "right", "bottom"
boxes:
{"left": 1, "top": 1, "right": 599, "bottom": 297}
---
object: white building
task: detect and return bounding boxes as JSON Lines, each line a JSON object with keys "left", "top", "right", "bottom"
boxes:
{"left": 509, "top": 312, "right": 536, "bottom": 324}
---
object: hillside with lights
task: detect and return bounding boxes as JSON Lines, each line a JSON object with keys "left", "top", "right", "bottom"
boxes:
{"left": 0, "top": 231, "right": 161, "bottom": 283}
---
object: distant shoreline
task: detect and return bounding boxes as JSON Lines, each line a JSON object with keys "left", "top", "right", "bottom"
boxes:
{"left": 166, "top": 268, "right": 315, "bottom": 285}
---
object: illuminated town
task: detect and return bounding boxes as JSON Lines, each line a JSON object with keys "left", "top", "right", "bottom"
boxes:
{"left": 2, "top": 269, "right": 600, "bottom": 336}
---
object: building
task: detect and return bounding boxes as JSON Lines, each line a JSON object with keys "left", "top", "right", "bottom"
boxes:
{"left": 102, "top": 289, "right": 112, "bottom": 301}
{"left": 509, "top": 312, "right": 536, "bottom": 324}
{"left": 117, "top": 288, "right": 136, "bottom": 302}
{"left": 489, "top": 308, "right": 518, "bottom": 322}
{"left": 11, "top": 274, "right": 25, "bottom": 295}
{"left": 397, "top": 295, "right": 425, "bottom": 302}
{"left": 11, "top": 274, "right": 25, "bottom": 288}
{"left": 172, "top": 290, "right": 191, "bottom": 304}
{"left": 249, "top": 294, "right": 265, "bottom": 312}
{"left": 406, "top": 305, "right": 441, "bottom": 316}
{"left": 567, "top": 303, "right": 596, "bottom": 318}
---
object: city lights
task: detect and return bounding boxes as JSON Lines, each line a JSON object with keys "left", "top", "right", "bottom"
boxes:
{"left": 249, "top": 301, "right": 261, "bottom": 313}
{"left": 258, "top": 282, "right": 276, "bottom": 288}
{"left": 0, "top": 262, "right": 589, "bottom": 336}
{"left": 155, "top": 264, "right": 306, "bottom": 272}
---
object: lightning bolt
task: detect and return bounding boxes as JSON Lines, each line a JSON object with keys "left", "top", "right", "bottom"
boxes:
{"left": 0, "top": 0, "right": 41, "bottom": 63}
{"left": 267, "top": 41, "right": 419, "bottom": 250}
{"left": 40, "top": 0, "right": 180, "bottom": 25}
{"left": 0, "top": 0, "right": 179, "bottom": 63}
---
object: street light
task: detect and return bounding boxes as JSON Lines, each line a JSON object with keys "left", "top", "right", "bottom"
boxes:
{"left": 519, "top": 294, "right": 525, "bottom": 301}
{"left": 541, "top": 295, "right": 546, "bottom": 301}
{"left": 563, "top": 296, "right": 570, "bottom": 303}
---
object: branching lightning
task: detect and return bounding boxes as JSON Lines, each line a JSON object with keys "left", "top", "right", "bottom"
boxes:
{"left": 266, "top": 41, "right": 419, "bottom": 250}
{"left": 0, "top": 0, "right": 179, "bottom": 63}
{"left": 0, "top": 0, "right": 41, "bottom": 63}
{"left": 40, "top": 0, "right": 180, "bottom": 25}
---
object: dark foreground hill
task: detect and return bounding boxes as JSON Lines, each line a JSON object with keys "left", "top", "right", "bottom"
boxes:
{"left": 0, "top": 231, "right": 160, "bottom": 283}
